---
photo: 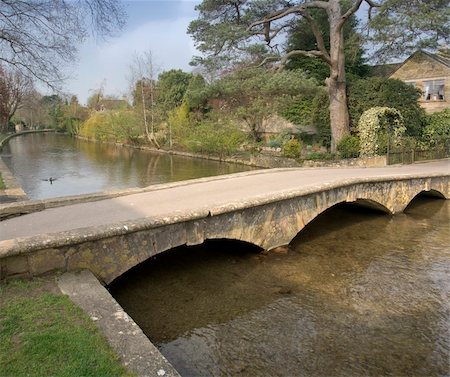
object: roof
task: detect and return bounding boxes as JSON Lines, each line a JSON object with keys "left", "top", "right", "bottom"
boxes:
{"left": 370, "top": 50, "right": 450, "bottom": 78}
{"left": 388, "top": 50, "right": 450, "bottom": 77}
{"left": 370, "top": 63, "right": 402, "bottom": 78}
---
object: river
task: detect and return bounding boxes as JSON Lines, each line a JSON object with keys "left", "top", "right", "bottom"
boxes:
{"left": 1, "top": 133, "right": 255, "bottom": 199}
{"left": 110, "top": 198, "right": 450, "bottom": 377}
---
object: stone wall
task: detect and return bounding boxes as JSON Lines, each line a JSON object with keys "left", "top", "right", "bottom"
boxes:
{"left": 390, "top": 51, "right": 450, "bottom": 114}
{"left": 1, "top": 175, "right": 448, "bottom": 284}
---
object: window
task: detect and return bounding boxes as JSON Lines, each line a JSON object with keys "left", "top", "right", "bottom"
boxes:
{"left": 423, "top": 79, "right": 445, "bottom": 101}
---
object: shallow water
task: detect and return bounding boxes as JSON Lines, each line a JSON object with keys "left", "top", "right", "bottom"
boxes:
{"left": 110, "top": 197, "right": 449, "bottom": 377}
{"left": 1, "top": 133, "right": 254, "bottom": 199}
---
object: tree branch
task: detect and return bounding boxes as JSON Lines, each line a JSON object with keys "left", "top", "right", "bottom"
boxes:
{"left": 259, "top": 48, "right": 331, "bottom": 69}
{"left": 302, "top": 10, "right": 331, "bottom": 61}
{"left": 247, "top": 1, "right": 329, "bottom": 32}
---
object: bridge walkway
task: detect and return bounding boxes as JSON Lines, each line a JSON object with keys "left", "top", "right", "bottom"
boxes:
{"left": 1, "top": 160, "right": 448, "bottom": 243}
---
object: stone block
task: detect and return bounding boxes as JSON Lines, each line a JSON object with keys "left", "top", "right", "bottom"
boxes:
{"left": 29, "top": 248, "right": 65, "bottom": 275}
{"left": 5, "top": 255, "right": 29, "bottom": 276}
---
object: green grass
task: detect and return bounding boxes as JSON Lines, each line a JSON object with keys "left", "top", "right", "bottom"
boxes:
{"left": 0, "top": 279, "right": 134, "bottom": 377}
{"left": 0, "top": 173, "right": 5, "bottom": 189}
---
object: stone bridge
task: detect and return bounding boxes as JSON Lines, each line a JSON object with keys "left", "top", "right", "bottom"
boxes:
{"left": 0, "top": 161, "right": 448, "bottom": 284}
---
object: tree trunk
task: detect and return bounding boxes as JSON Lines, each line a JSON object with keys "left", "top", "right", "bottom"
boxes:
{"left": 327, "top": 76, "right": 349, "bottom": 152}
{"left": 327, "top": 0, "right": 350, "bottom": 153}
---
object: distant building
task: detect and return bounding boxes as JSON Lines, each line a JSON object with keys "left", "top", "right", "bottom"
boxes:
{"left": 373, "top": 50, "right": 450, "bottom": 114}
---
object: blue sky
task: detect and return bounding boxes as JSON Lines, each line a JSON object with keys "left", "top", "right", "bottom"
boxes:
{"left": 65, "top": 1, "right": 201, "bottom": 105}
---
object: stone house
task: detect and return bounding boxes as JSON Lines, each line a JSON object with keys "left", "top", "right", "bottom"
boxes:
{"left": 388, "top": 50, "right": 450, "bottom": 113}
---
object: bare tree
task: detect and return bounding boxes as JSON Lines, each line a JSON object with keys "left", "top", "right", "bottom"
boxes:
{"left": 0, "top": 65, "right": 33, "bottom": 132}
{"left": 0, "top": 0, "right": 125, "bottom": 88}
{"left": 129, "top": 51, "right": 160, "bottom": 149}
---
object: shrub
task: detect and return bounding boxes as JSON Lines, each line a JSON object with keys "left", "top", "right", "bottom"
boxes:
{"left": 79, "top": 110, "right": 143, "bottom": 144}
{"left": 185, "top": 119, "right": 245, "bottom": 157}
{"left": 358, "top": 107, "right": 406, "bottom": 157}
{"left": 282, "top": 138, "right": 302, "bottom": 159}
{"left": 337, "top": 134, "right": 360, "bottom": 158}
{"left": 421, "top": 109, "right": 450, "bottom": 148}
{"left": 347, "top": 77, "right": 426, "bottom": 136}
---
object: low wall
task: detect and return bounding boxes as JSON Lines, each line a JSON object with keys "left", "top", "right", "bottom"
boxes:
{"left": 0, "top": 129, "right": 56, "bottom": 151}
{"left": 0, "top": 158, "right": 27, "bottom": 202}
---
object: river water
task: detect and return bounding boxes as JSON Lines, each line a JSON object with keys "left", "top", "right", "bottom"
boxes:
{"left": 110, "top": 198, "right": 450, "bottom": 377}
{"left": 1, "top": 133, "right": 254, "bottom": 199}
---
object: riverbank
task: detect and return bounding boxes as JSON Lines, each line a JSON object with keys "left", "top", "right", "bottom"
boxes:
{"left": 0, "top": 276, "right": 135, "bottom": 377}
{"left": 0, "top": 158, "right": 27, "bottom": 203}
{"left": 76, "top": 135, "right": 387, "bottom": 169}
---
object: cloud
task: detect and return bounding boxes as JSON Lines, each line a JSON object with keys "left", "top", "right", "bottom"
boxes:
{"left": 65, "top": 2, "right": 199, "bottom": 104}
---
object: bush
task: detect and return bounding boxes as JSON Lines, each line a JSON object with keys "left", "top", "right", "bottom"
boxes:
{"left": 347, "top": 77, "right": 426, "bottom": 136}
{"left": 421, "top": 108, "right": 450, "bottom": 148}
{"left": 185, "top": 119, "right": 245, "bottom": 157}
{"left": 79, "top": 110, "right": 143, "bottom": 144}
{"left": 282, "top": 138, "right": 302, "bottom": 159}
{"left": 358, "top": 107, "right": 406, "bottom": 157}
{"left": 337, "top": 134, "right": 360, "bottom": 158}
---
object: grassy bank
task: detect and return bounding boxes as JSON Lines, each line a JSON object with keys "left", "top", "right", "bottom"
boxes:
{"left": 0, "top": 278, "right": 134, "bottom": 377}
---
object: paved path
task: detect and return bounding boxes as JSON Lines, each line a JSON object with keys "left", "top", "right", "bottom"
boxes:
{"left": 1, "top": 160, "right": 448, "bottom": 242}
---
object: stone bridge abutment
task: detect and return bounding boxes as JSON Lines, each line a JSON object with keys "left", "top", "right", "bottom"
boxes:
{"left": 0, "top": 174, "right": 448, "bottom": 284}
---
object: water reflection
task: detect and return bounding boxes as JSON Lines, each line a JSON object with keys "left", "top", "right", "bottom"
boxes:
{"left": 1, "top": 133, "right": 255, "bottom": 199}
{"left": 110, "top": 198, "right": 449, "bottom": 377}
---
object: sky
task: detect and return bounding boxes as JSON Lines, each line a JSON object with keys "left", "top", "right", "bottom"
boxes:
{"left": 64, "top": 1, "right": 201, "bottom": 105}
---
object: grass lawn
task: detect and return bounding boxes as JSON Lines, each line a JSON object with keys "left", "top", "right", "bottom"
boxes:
{"left": 0, "top": 278, "right": 134, "bottom": 377}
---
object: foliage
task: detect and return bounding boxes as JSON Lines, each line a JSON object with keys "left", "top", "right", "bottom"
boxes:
{"left": 347, "top": 77, "right": 426, "bottom": 136}
{"left": 0, "top": 172, "right": 5, "bottom": 189}
{"left": 280, "top": 95, "right": 315, "bottom": 127}
{"left": 421, "top": 109, "right": 450, "bottom": 148}
{"left": 188, "top": 0, "right": 448, "bottom": 151}
{"left": 358, "top": 107, "right": 406, "bottom": 157}
{"left": 168, "top": 102, "right": 191, "bottom": 145}
{"left": 286, "top": 2, "right": 369, "bottom": 82}
{"left": 183, "top": 74, "right": 209, "bottom": 112}
{"left": 367, "top": 0, "right": 450, "bottom": 62}
{"left": 337, "top": 134, "right": 360, "bottom": 158}
{"left": 0, "top": 281, "right": 133, "bottom": 377}
{"left": 156, "top": 70, "right": 193, "bottom": 113}
{"left": 208, "top": 67, "right": 318, "bottom": 141}
{"left": 311, "top": 91, "right": 331, "bottom": 147}
{"left": 185, "top": 119, "right": 246, "bottom": 157}
{"left": 282, "top": 138, "right": 302, "bottom": 159}
{"left": 79, "top": 109, "right": 143, "bottom": 144}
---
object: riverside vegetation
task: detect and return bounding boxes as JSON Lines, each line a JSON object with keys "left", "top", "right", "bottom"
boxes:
{"left": 10, "top": 70, "right": 450, "bottom": 164}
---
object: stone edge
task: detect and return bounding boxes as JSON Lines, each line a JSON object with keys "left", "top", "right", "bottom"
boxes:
{"left": 57, "top": 270, "right": 180, "bottom": 377}
{"left": 0, "top": 158, "right": 28, "bottom": 201}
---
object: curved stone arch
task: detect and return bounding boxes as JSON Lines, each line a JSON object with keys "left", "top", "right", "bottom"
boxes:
{"left": 403, "top": 188, "right": 447, "bottom": 211}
